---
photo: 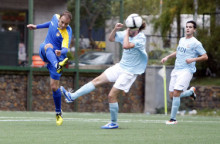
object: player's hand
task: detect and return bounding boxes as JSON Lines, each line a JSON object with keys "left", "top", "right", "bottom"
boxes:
{"left": 27, "top": 24, "right": 37, "bottom": 30}
{"left": 126, "top": 27, "right": 131, "bottom": 31}
{"left": 161, "top": 57, "right": 168, "bottom": 64}
{"left": 186, "top": 58, "right": 195, "bottom": 64}
{"left": 55, "top": 50, "right": 61, "bottom": 56}
{"left": 114, "top": 23, "right": 123, "bottom": 30}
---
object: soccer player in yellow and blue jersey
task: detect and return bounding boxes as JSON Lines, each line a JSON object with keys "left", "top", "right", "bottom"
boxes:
{"left": 27, "top": 11, "right": 72, "bottom": 126}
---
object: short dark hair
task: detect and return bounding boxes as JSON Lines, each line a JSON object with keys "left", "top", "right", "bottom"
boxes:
{"left": 60, "top": 10, "right": 72, "bottom": 20}
{"left": 186, "top": 20, "right": 197, "bottom": 29}
{"left": 138, "top": 21, "right": 146, "bottom": 31}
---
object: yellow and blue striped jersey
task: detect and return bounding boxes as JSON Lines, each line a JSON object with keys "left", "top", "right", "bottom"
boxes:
{"left": 43, "top": 14, "right": 72, "bottom": 51}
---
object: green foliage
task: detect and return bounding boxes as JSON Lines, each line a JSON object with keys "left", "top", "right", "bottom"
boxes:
{"left": 67, "top": 0, "right": 111, "bottom": 47}
{"left": 68, "top": 0, "right": 111, "bottom": 28}
{"left": 67, "top": 51, "right": 74, "bottom": 61}
{"left": 196, "top": 26, "right": 220, "bottom": 76}
{"left": 197, "top": 109, "right": 220, "bottom": 116}
{"left": 148, "top": 48, "right": 175, "bottom": 65}
{"left": 111, "top": 0, "right": 160, "bottom": 18}
{"left": 152, "top": 0, "right": 192, "bottom": 37}
{"left": 197, "top": 0, "right": 217, "bottom": 14}
{"left": 150, "top": 0, "right": 220, "bottom": 76}
{"left": 148, "top": 49, "right": 163, "bottom": 59}
{"left": 123, "top": 0, "right": 160, "bottom": 16}
{"left": 191, "top": 77, "right": 220, "bottom": 86}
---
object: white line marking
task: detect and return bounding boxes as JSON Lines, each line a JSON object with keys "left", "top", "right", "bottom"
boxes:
{"left": 0, "top": 117, "right": 220, "bottom": 124}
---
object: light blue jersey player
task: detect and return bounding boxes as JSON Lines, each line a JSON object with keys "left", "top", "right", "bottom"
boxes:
{"left": 115, "top": 30, "right": 148, "bottom": 75}
{"left": 175, "top": 37, "right": 206, "bottom": 73}
{"left": 27, "top": 11, "right": 72, "bottom": 126}
{"left": 60, "top": 13, "right": 148, "bottom": 129}
{"left": 161, "top": 20, "right": 208, "bottom": 124}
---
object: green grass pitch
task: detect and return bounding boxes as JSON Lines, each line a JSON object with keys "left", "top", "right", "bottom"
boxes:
{"left": 0, "top": 111, "right": 219, "bottom": 144}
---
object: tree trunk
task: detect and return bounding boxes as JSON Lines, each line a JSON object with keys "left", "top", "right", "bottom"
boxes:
{"left": 216, "top": 1, "right": 220, "bottom": 26}
{"left": 176, "top": 12, "right": 181, "bottom": 42}
{"left": 88, "top": 27, "right": 97, "bottom": 49}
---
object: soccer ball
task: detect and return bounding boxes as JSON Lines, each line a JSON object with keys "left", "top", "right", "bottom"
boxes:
{"left": 125, "top": 14, "right": 143, "bottom": 29}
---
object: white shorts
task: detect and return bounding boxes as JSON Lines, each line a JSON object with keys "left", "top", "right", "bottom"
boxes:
{"left": 104, "top": 63, "right": 137, "bottom": 93}
{"left": 169, "top": 69, "right": 193, "bottom": 92}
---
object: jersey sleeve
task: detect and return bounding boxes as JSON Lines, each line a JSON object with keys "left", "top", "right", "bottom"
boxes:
{"left": 195, "top": 42, "right": 206, "bottom": 56}
{"left": 131, "top": 33, "right": 146, "bottom": 49}
{"left": 115, "top": 31, "right": 125, "bottom": 44}
{"left": 36, "top": 21, "right": 50, "bottom": 29}
{"left": 61, "top": 47, "right": 68, "bottom": 55}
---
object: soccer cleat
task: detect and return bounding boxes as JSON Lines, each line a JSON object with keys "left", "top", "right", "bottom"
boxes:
{"left": 101, "top": 122, "right": 119, "bottom": 129}
{"left": 57, "top": 58, "right": 68, "bottom": 73}
{"left": 166, "top": 119, "right": 178, "bottom": 125}
{"left": 189, "top": 87, "right": 197, "bottom": 100}
{"left": 60, "top": 86, "right": 74, "bottom": 103}
{"left": 56, "top": 112, "right": 63, "bottom": 126}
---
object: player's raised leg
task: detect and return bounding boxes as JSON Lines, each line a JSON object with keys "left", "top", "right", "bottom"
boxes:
{"left": 61, "top": 73, "right": 109, "bottom": 102}
{"left": 44, "top": 43, "right": 68, "bottom": 73}
{"left": 61, "top": 82, "right": 96, "bottom": 103}
{"left": 57, "top": 57, "right": 68, "bottom": 73}
{"left": 44, "top": 44, "right": 58, "bottom": 68}
{"left": 180, "top": 86, "right": 196, "bottom": 100}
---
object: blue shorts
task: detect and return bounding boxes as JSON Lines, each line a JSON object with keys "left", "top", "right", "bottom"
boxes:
{"left": 39, "top": 43, "right": 62, "bottom": 80}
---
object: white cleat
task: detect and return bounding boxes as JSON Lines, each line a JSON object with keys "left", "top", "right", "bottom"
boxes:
{"left": 190, "top": 86, "right": 197, "bottom": 100}
{"left": 166, "top": 119, "right": 178, "bottom": 125}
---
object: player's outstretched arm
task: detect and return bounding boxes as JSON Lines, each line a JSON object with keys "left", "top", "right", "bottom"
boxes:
{"left": 27, "top": 22, "right": 50, "bottom": 30}
{"left": 108, "top": 23, "right": 123, "bottom": 42}
{"left": 27, "top": 24, "right": 37, "bottom": 30}
{"left": 161, "top": 51, "right": 176, "bottom": 64}
{"left": 186, "top": 53, "right": 208, "bottom": 64}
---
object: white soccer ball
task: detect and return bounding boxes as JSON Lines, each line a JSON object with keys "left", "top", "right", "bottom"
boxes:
{"left": 125, "top": 14, "right": 143, "bottom": 29}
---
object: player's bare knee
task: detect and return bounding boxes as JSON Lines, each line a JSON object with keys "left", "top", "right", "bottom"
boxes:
{"left": 169, "top": 92, "right": 174, "bottom": 99}
{"left": 92, "top": 77, "right": 102, "bottom": 86}
{"left": 108, "top": 94, "right": 117, "bottom": 103}
{"left": 173, "top": 90, "right": 182, "bottom": 97}
{"left": 44, "top": 43, "right": 54, "bottom": 51}
{"left": 50, "top": 84, "right": 58, "bottom": 91}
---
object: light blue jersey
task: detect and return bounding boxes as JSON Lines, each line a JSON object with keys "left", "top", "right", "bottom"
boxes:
{"left": 175, "top": 37, "right": 206, "bottom": 73}
{"left": 115, "top": 30, "right": 148, "bottom": 74}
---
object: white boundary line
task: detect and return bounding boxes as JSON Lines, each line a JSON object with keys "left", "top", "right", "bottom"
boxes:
{"left": 0, "top": 117, "right": 220, "bottom": 124}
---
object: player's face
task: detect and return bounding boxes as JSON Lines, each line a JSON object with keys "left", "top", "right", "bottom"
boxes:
{"left": 58, "top": 16, "right": 71, "bottom": 30}
{"left": 185, "top": 23, "right": 195, "bottom": 37}
{"left": 129, "top": 29, "right": 138, "bottom": 37}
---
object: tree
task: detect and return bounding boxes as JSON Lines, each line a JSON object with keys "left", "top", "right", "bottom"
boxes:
{"left": 148, "top": 0, "right": 220, "bottom": 76}
{"left": 196, "top": 0, "right": 220, "bottom": 76}
{"left": 152, "top": 0, "right": 193, "bottom": 41}
{"left": 111, "top": 0, "right": 160, "bottom": 18}
{"left": 68, "top": 0, "right": 111, "bottom": 49}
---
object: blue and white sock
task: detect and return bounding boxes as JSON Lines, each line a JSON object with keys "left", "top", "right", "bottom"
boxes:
{"left": 180, "top": 89, "right": 193, "bottom": 98}
{"left": 109, "top": 102, "right": 119, "bottom": 124}
{"left": 170, "top": 97, "right": 180, "bottom": 120}
{"left": 46, "top": 48, "right": 58, "bottom": 69}
{"left": 53, "top": 88, "right": 62, "bottom": 113}
{"left": 70, "top": 82, "right": 95, "bottom": 100}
